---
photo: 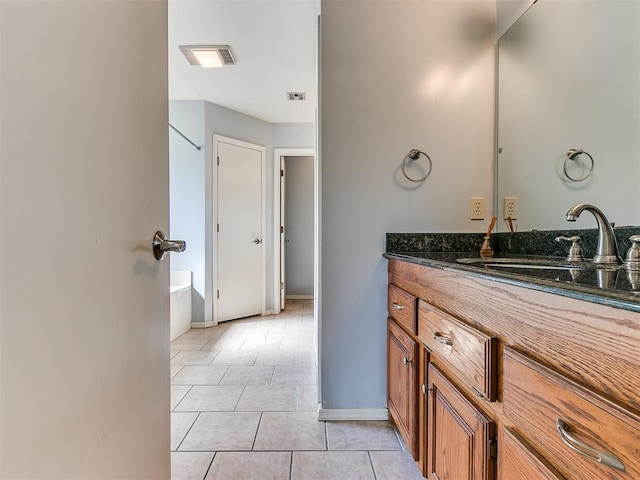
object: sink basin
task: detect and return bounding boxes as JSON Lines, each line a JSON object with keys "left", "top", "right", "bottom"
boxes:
{"left": 454, "top": 256, "right": 623, "bottom": 289}
{"left": 484, "top": 263, "right": 586, "bottom": 271}
{"left": 456, "top": 256, "right": 588, "bottom": 270}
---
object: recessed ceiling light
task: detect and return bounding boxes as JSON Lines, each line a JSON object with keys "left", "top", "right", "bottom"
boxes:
{"left": 179, "top": 45, "right": 236, "bottom": 68}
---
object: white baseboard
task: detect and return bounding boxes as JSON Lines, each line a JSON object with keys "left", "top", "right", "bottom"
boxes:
{"left": 262, "top": 309, "right": 276, "bottom": 315}
{"left": 190, "top": 321, "right": 215, "bottom": 329}
{"left": 286, "top": 295, "right": 314, "bottom": 300}
{"left": 317, "top": 407, "right": 389, "bottom": 421}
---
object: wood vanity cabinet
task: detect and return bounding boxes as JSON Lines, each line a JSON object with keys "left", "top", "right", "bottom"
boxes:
{"left": 387, "top": 257, "right": 640, "bottom": 480}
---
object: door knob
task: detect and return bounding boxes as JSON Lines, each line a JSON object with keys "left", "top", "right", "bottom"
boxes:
{"left": 153, "top": 230, "right": 186, "bottom": 261}
{"left": 252, "top": 238, "right": 262, "bottom": 244}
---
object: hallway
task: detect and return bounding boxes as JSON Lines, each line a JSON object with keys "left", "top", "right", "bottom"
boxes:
{"left": 170, "top": 300, "right": 423, "bottom": 479}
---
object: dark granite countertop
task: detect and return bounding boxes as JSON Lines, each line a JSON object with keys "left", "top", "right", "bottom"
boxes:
{"left": 385, "top": 229, "right": 640, "bottom": 314}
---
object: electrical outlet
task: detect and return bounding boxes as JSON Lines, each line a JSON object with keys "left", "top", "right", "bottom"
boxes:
{"left": 504, "top": 196, "right": 518, "bottom": 220}
{"left": 470, "top": 197, "right": 485, "bottom": 220}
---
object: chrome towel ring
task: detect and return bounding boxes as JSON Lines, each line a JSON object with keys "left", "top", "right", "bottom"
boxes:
{"left": 402, "top": 149, "right": 432, "bottom": 182}
{"left": 563, "top": 148, "right": 594, "bottom": 182}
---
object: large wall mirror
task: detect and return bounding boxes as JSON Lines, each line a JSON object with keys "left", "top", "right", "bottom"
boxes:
{"left": 497, "top": 0, "right": 640, "bottom": 231}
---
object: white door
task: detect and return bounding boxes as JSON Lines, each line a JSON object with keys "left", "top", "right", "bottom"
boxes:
{"left": 0, "top": 2, "right": 170, "bottom": 478}
{"left": 215, "top": 137, "right": 265, "bottom": 322}
{"left": 280, "top": 156, "right": 287, "bottom": 310}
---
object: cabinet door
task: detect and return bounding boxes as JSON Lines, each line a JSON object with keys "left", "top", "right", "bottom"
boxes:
{"left": 427, "top": 363, "right": 495, "bottom": 480}
{"left": 387, "top": 319, "right": 418, "bottom": 458}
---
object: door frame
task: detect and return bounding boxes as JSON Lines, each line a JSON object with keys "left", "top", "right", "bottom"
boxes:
{"left": 273, "top": 148, "right": 315, "bottom": 314}
{"left": 211, "top": 134, "right": 267, "bottom": 325}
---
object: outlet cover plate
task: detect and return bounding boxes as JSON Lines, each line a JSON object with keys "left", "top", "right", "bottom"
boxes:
{"left": 504, "top": 196, "right": 518, "bottom": 220}
{"left": 470, "top": 197, "right": 485, "bottom": 220}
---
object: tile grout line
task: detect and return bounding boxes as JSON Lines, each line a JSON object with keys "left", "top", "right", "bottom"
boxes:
{"left": 175, "top": 412, "right": 201, "bottom": 452}
{"left": 288, "top": 450, "right": 294, "bottom": 480}
{"left": 206, "top": 349, "right": 222, "bottom": 363}
{"left": 268, "top": 363, "right": 277, "bottom": 385}
{"left": 367, "top": 451, "right": 379, "bottom": 480}
{"left": 200, "top": 451, "right": 217, "bottom": 480}
{"left": 172, "top": 385, "right": 193, "bottom": 412}
{"left": 170, "top": 365, "right": 184, "bottom": 380}
{"left": 250, "top": 412, "right": 264, "bottom": 451}
{"left": 232, "top": 385, "right": 246, "bottom": 412}
{"left": 215, "top": 365, "right": 231, "bottom": 385}
{"left": 323, "top": 420, "right": 328, "bottom": 451}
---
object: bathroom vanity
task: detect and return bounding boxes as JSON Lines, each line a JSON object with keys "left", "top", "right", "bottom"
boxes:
{"left": 385, "top": 1, "right": 640, "bottom": 476}
{"left": 385, "top": 241, "right": 640, "bottom": 480}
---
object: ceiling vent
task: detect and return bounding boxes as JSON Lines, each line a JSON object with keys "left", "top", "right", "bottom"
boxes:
{"left": 287, "top": 92, "right": 306, "bottom": 101}
{"left": 179, "top": 45, "right": 236, "bottom": 67}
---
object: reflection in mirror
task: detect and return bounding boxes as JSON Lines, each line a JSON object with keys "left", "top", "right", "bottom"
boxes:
{"left": 497, "top": 0, "right": 640, "bottom": 232}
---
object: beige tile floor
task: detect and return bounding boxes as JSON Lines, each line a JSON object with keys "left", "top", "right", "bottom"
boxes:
{"left": 170, "top": 299, "right": 424, "bottom": 480}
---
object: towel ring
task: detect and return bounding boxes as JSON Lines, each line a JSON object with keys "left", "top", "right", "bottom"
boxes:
{"left": 563, "top": 148, "right": 594, "bottom": 182}
{"left": 402, "top": 149, "right": 432, "bottom": 182}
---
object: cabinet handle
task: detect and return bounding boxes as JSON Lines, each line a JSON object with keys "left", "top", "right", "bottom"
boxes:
{"left": 402, "top": 357, "right": 411, "bottom": 365}
{"left": 433, "top": 332, "right": 453, "bottom": 346}
{"left": 392, "top": 303, "right": 405, "bottom": 310}
{"left": 556, "top": 419, "right": 625, "bottom": 472}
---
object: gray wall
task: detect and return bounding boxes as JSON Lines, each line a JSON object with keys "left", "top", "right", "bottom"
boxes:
{"left": 169, "top": 101, "right": 206, "bottom": 321}
{"left": 285, "top": 156, "right": 314, "bottom": 296}
{"left": 273, "top": 123, "right": 315, "bottom": 149}
{"left": 320, "top": 0, "right": 496, "bottom": 410}
{"left": 170, "top": 100, "right": 314, "bottom": 323}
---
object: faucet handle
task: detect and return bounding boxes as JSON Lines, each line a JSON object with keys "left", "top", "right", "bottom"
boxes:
{"left": 624, "top": 235, "right": 640, "bottom": 270}
{"left": 555, "top": 236, "right": 584, "bottom": 262}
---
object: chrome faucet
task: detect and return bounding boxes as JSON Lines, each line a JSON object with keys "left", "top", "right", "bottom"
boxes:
{"left": 565, "top": 203, "right": 621, "bottom": 264}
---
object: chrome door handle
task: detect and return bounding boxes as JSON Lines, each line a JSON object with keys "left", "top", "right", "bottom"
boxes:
{"left": 392, "top": 303, "right": 405, "bottom": 310}
{"left": 556, "top": 419, "right": 625, "bottom": 471}
{"left": 153, "top": 230, "right": 186, "bottom": 261}
{"left": 252, "top": 238, "right": 262, "bottom": 244}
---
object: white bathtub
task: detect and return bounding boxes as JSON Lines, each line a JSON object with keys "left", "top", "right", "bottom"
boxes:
{"left": 170, "top": 270, "right": 192, "bottom": 341}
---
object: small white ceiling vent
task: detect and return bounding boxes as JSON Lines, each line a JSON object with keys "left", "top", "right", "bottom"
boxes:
{"left": 287, "top": 92, "right": 306, "bottom": 101}
{"left": 179, "top": 45, "right": 236, "bottom": 68}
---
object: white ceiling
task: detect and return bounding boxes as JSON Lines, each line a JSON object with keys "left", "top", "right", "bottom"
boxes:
{"left": 168, "top": 0, "right": 319, "bottom": 124}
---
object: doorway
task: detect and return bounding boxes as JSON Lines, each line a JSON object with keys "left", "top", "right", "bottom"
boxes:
{"left": 273, "top": 148, "right": 315, "bottom": 314}
{"left": 284, "top": 155, "right": 314, "bottom": 301}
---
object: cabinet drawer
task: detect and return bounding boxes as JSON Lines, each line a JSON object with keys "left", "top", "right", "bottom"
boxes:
{"left": 418, "top": 300, "right": 497, "bottom": 401}
{"left": 388, "top": 284, "right": 417, "bottom": 334}
{"left": 499, "top": 427, "right": 565, "bottom": 480}
{"left": 503, "top": 348, "right": 640, "bottom": 480}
